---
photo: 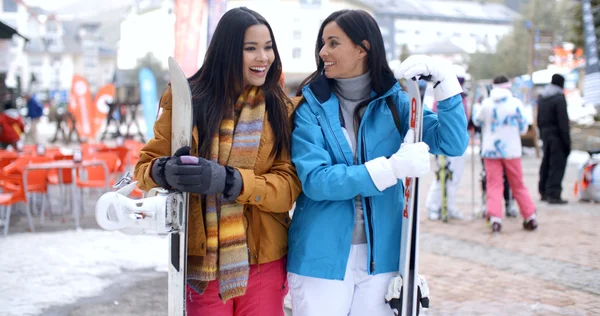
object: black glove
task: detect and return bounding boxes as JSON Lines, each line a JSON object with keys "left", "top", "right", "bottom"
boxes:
{"left": 151, "top": 146, "right": 191, "bottom": 189}
{"left": 151, "top": 146, "right": 243, "bottom": 200}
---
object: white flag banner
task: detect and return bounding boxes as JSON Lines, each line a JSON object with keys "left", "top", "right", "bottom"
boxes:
{"left": 582, "top": 0, "right": 600, "bottom": 106}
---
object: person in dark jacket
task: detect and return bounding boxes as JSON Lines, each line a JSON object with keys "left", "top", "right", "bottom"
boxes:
{"left": 25, "top": 94, "right": 44, "bottom": 144}
{"left": 537, "top": 74, "right": 570, "bottom": 204}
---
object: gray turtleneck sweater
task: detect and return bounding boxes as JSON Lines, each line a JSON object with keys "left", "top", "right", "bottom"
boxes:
{"left": 333, "top": 71, "right": 371, "bottom": 245}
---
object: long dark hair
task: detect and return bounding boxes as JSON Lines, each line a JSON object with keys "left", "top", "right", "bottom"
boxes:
{"left": 296, "top": 10, "right": 396, "bottom": 127}
{"left": 187, "top": 7, "right": 290, "bottom": 158}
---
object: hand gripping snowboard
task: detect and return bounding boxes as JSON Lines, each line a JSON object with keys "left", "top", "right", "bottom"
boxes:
{"left": 385, "top": 79, "right": 430, "bottom": 316}
{"left": 95, "top": 57, "right": 193, "bottom": 315}
{"left": 166, "top": 57, "right": 193, "bottom": 316}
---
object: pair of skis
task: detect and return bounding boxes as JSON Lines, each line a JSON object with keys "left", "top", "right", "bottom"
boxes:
{"left": 385, "top": 79, "right": 430, "bottom": 316}
{"left": 95, "top": 57, "right": 192, "bottom": 315}
{"left": 436, "top": 155, "right": 453, "bottom": 223}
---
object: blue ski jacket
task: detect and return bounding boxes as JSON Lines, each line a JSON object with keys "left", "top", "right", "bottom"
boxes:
{"left": 288, "top": 74, "right": 469, "bottom": 280}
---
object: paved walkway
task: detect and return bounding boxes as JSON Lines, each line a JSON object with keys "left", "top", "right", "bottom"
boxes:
{"left": 7, "top": 141, "right": 598, "bottom": 315}
{"left": 418, "top": 150, "right": 600, "bottom": 315}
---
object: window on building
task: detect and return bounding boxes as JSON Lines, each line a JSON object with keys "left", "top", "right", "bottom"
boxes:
{"left": 27, "top": 20, "right": 40, "bottom": 37}
{"left": 3, "top": 0, "right": 17, "bottom": 12}
{"left": 293, "top": 30, "right": 301, "bottom": 40}
{"left": 292, "top": 48, "right": 301, "bottom": 59}
{"left": 44, "top": 38, "right": 56, "bottom": 47}
{"left": 51, "top": 58, "right": 61, "bottom": 88}
{"left": 46, "top": 21, "right": 58, "bottom": 34}
{"left": 28, "top": 56, "right": 43, "bottom": 67}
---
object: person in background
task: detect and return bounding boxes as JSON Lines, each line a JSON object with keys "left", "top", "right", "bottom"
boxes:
{"left": 426, "top": 64, "right": 469, "bottom": 220}
{"left": 537, "top": 74, "right": 570, "bottom": 204}
{"left": 472, "top": 75, "right": 538, "bottom": 233}
{"left": 0, "top": 100, "right": 25, "bottom": 149}
{"left": 470, "top": 85, "right": 518, "bottom": 218}
{"left": 25, "top": 93, "right": 44, "bottom": 144}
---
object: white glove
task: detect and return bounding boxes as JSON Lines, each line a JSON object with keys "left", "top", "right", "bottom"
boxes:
{"left": 394, "top": 55, "right": 463, "bottom": 102}
{"left": 388, "top": 142, "right": 431, "bottom": 179}
{"left": 364, "top": 131, "right": 430, "bottom": 191}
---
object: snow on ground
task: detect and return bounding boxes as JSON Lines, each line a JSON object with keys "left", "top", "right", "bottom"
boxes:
{"left": 0, "top": 229, "right": 168, "bottom": 316}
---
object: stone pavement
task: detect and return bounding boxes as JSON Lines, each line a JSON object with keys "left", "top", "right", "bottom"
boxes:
{"left": 6, "top": 139, "right": 599, "bottom": 315}
{"left": 417, "top": 149, "right": 600, "bottom": 315}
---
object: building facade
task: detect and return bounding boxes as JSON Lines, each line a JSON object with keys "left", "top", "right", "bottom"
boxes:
{"left": 227, "top": 0, "right": 373, "bottom": 87}
{"left": 372, "top": 0, "right": 520, "bottom": 63}
{"left": 1, "top": 0, "right": 117, "bottom": 97}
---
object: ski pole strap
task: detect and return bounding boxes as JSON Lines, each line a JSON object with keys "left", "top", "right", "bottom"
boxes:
{"left": 385, "top": 96, "right": 402, "bottom": 135}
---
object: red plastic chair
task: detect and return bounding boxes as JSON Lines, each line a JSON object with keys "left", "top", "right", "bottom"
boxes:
{"left": 124, "top": 139, "right": 144, "bottom": 167}
{"left": 97, "top": 146, "right": 130, "bottom": 175}
{"left": 1, "top": 156, "right": 52, "bottom": 235}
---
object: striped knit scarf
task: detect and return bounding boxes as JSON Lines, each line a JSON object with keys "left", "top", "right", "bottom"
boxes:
{"left": 187, "top": 86, "right": 265, "bottom": 302}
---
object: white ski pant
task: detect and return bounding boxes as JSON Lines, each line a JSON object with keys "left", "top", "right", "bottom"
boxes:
{"left": 288, "top": 244, "right": 395, "bottom": 316}
{"left": 426, "top": 152, "right": 467, "bottom": 213}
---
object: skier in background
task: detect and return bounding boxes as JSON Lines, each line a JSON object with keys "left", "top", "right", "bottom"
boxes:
{"left": 134, "top": 7, "right": 301, "bottom": 316}
{"left": 472, "top": 75, "right": 538, "bottom": 233}
{"left": 426, "top": 64, "right": 469, "bottom": 220}
{"left": 471, "top": 84, "right": 518, "bottom": 218}
{"left": 287, "top": 9, "right": 468, "bottom": 315}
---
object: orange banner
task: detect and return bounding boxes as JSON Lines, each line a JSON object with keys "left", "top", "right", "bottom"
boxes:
{"left": 93, "top": 83, "right": 115, "bottom": 138}
{"left": 174, "top": 0, "right": 206, "bottom": 77}
{"left": 69, "top": 75, "right": 94, "bottom": 139}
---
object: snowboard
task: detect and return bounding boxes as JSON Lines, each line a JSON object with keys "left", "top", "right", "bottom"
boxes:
{"left": 94, "top": 57, "right": 193, "bottom": 315}
{"left": 167, "top": 56, "right": 193, "bottom": 315}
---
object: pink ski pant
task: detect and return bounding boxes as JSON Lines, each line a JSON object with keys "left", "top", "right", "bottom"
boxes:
{"left": 484, "top": 158, "right": 536, "bottom": 220}
{"left": 186, "top": 257, "right": 288, "bottom": 316}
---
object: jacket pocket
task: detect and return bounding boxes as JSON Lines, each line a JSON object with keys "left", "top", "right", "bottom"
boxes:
{"left": 288, "top": 195, "right": 311, "bottom": 240}
{"left": 271, "top": 212, "right": 291, "bottom": 229}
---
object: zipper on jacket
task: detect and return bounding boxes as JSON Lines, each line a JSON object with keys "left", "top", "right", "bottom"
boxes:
{"left": 361, "top": 126, "right": 376, "bottom": 274}
{"left": 316, "top": 114, "right": 350, "bottom": 166}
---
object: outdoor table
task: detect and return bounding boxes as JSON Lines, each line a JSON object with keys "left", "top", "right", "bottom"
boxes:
{"left": 23, "top": 160, "right": 109, "bottom": 229}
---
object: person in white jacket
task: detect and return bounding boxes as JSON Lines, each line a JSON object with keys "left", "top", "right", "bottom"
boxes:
{"left": 472, "top": 75, "right": 538, "bottom": 233}
{"left": 426, "top": 64, "right": 469, "bottom": 220}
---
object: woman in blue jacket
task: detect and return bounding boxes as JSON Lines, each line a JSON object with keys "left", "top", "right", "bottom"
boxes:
{"left": 288, "top": 9, "right": 469, "bottom": 316}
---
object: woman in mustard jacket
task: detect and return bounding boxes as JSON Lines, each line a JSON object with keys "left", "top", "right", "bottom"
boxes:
{"left": 134, "top": 7, "right": 301, "bottom": 316}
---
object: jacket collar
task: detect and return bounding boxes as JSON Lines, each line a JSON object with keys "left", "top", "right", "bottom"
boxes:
{"left": 303, "top": 72, "right": 399, "bottom": 105}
